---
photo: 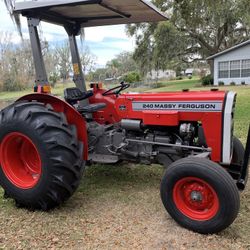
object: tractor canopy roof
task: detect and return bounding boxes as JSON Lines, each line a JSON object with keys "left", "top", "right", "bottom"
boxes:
{"left": 14, "top": 0, "right": 167, "bottom": 28}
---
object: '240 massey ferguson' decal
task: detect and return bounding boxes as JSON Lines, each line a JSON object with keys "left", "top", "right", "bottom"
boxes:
{"left": 132, "top": 101, "right": 223, "bottom": 112}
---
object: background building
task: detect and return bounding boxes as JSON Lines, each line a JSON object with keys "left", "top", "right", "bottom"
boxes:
{"left": 147, "top": 69, "right": 176, "bottom": 81}
{"left": 207, "top": 40, "right": 250, "bottom": 85}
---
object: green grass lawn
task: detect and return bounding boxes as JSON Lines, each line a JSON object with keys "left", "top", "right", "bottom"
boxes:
{"left": 150, "top": 78, "right": 201, "bottom": 91}
{"left": 0, "top": 82, "right": 75, "bottom": 101}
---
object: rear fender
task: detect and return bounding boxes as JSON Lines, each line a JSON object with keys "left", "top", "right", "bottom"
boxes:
{"left": 17, "top": 94, "right": 88, "bottom": 160}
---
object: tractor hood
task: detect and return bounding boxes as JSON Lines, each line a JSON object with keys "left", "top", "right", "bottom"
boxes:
{"left": 14, "top": 0, "right": 167, "bottom": 27}
{"left": 123, "top": 90, "right": 227, "bottom": 103}
{"left": 120, "top": 90, "right": 228, "bottom": 113}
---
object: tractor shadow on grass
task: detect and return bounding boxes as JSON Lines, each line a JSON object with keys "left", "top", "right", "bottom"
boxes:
{"left": 77, "top": 163, "right": 163, "bottom": 198}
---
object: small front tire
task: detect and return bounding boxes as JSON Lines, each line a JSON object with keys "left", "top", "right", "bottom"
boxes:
{"left": 160, "top": 157, "right": 240, "bottom": 234}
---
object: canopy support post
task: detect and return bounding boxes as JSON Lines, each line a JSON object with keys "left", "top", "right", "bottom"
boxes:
{"left": 27, "top": 17, "right": 49, "bottom": 89}
{"left": 65, "top": 25, "right": 89, "bottom": 106}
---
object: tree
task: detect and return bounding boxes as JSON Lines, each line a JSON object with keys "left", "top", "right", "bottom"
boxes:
{"left": 54, "top": 42, "right": 71, "bottom": 82}
{"left": 106, "top": 58, "right": 122, "bottom": 78}
{"left": 240, "top": 0, "right": 250, "bottom": 24}
{"left": 0, "top": 33, "right": 35, "bottom": 91}
{"left": 153, "top": 22, "right": 190, "bottom": 71}
{"left": 88, "top": 68, "right": 107, "bottom": 82}
{"left": 126, "top": 24, "right": 156, "bottom": 76}
{"left": 0, "top": 32, "right": 13, "bottom": 86}
{"left": 106, "top": 52, "right": 139, "bottom": 77}
{"left": 89, "top": 51, "right": 139, "bottom": 82}
{"left": 127, "top": 0, "right": 250, "bottom": 73}
{"left": 114, "top": 51, "right": 139, "bottom": 74}
{"left": 80, "top": 46, "right": 97, "bottom": 75}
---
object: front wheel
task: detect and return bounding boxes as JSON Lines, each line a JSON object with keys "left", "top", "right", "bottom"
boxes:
{"left": 160, "top": 158, "right": 240, "bottom": 234}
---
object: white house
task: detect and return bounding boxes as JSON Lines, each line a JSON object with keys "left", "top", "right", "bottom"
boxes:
{"left": 147, "top": 69, "right": 176, "bottom": 80}
{"left": 207, "top": 40, "right": 250, "bottom": 85}
{"left": 185, "top": 68, "right": 194, "bottom": 76}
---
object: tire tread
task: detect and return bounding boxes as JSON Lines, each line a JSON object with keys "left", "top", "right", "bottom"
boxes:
{"left": 0, "top": 101, "right": 85, "bottom": 210}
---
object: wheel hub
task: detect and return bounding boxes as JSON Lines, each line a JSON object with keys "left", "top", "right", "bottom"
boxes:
{"left": 173, "top": 177, "right": 219, "bottom": 221}
{"left": 190, "top": 191, "right": 203, "bottom": 202}
{"left": 0, "top": 132, "right": 42, "bottom": 189}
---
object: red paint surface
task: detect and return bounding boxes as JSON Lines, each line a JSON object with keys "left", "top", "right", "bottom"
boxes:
{"left": 0, "top": 132, "right": 42, "bottom": 189}
{"left": 17, "top": 87, "right": 227, "bottom": 163}
{"left": 90, "top": 86, "right": 226, "bottom": 162}
{"left": 173, "top": 177, "right": 219, "bottom": 221}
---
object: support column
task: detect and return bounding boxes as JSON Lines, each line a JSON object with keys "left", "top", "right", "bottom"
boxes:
{"left": 66, "top": 24, "right": 89, "bottom": 106}
{"left": 68, "top": 35, "right": 87, "bottom": 93}
{"left": 27, "top": 17, "right": 48, "bottom": 87}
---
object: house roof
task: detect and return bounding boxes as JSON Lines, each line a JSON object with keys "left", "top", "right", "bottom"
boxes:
{"left": 207, "top": 39, "right": 250, "bottom": 60}
{"left": 14, "top": 0, "right": 167, "bottom": 28}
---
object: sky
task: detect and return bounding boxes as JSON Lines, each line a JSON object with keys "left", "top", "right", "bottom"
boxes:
{"left": 0, "top": 1, "right": 135, "bottom": 67}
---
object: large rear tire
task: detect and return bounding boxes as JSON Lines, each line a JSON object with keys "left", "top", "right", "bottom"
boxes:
{"left": 160, "top": 158, "right": 240, "bottom": 234}
{"left": 0, "top": 101, "right": 85, "bottom": 210}
{"left": 231, "top": 136, "right": 248, "bottom": 185}
{"left": 232, "top": 136, "right": 245, "bottom": 166}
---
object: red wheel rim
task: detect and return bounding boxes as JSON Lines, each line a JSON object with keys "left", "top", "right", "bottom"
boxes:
{"left": 173, "top": 177, "right": 219, "bottom": 221}
{"left": 0, "top": 132, "right": 42, "bottom": 189}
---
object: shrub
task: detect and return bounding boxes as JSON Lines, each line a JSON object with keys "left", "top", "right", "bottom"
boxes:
{"left": 198, "top": 69, "right": 207, "bottom": 79}
{"left": 230, "top": 81, "right": 236, "bottom": 86}
{"left": 49, "top": 72, "right": 59, "bottom": 87}
{"left": 188, "top": 76, "right": 192, "bottom": 79}
{"left": 201, "top": 74, "right": 214, "bottom": 86}
{"left": 123, "top": 71, "right": 141, "bottom": 83}
{"left": 218, "top": 81, "right": 224, "bottom": 86}
{"left": 153, "top": 82, "right": 165, "bottom": 88}
{"left": 175, "top": 66, "right": 182, "bottom": 77}
{"left": 176, "top": 76, "right": 183, "bottom": 80}
{"left": 2, "top": 75, "right": 26, "bottom": 92}
{"left": 241, "top": 81, "right": 246, "bottom": 85}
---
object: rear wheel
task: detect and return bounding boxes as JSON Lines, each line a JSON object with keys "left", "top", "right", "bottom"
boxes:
{"left": 232, "top": 137, "right": 244, "bottom": 164}
{"left": 231, "top": 136, "right": 248, "bottom": 184}
{"left": 160, "top": 158, "right": 240, "bottom": 234}
{"left": 0, "top": 101, "right": 85, "bottom": 210}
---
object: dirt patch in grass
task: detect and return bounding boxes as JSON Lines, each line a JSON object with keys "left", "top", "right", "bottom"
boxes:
{"left": 0, "top": 164, "right": 249, "bottom": 249}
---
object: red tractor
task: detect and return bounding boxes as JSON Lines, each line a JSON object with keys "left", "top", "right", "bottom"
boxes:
{"left": 0, "top": 0, "right": 249, "bottom": 234}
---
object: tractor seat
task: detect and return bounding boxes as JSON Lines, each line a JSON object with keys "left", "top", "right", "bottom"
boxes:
{"left": 64, "top": 87, "right": 93, "bottom": 105}
{"left": 78, "top": 103, "right": 107, "bottom": 114}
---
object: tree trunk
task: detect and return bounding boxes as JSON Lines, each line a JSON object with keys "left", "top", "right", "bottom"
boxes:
{"left": 208, "top": 59, "right": 214, "bottom": 77}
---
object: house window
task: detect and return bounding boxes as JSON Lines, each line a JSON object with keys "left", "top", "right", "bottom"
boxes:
{"left": 230, "top": 60, "right": 241, "bottom": 78}
{"left": 218, "top": 61, "right": 229, "bottom": 78}
{"left": 241, "top": 59, "right": 250, "bottom": 77}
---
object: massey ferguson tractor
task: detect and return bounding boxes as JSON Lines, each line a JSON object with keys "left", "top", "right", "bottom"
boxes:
{"left": 0, "top": 0, "right": 249, "bottom": 234}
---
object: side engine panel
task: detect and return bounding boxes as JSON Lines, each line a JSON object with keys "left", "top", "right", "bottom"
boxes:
{"left": 112, "top": 91, "right": 215, "bottom": 163}
{"left": 88, "top": 119, "right": 207, "bottom": 166}
{"left": 89, "top": 85, "right": 236, "bottom": 165}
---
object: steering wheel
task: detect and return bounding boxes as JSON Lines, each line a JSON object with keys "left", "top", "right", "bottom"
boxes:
{"left": 102, "top": 82, "right": 130, "bottom": 96}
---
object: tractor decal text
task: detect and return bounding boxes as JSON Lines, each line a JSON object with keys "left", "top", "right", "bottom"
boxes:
{"left": 132, "top": 101, "right": 223, "bottom": 112}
